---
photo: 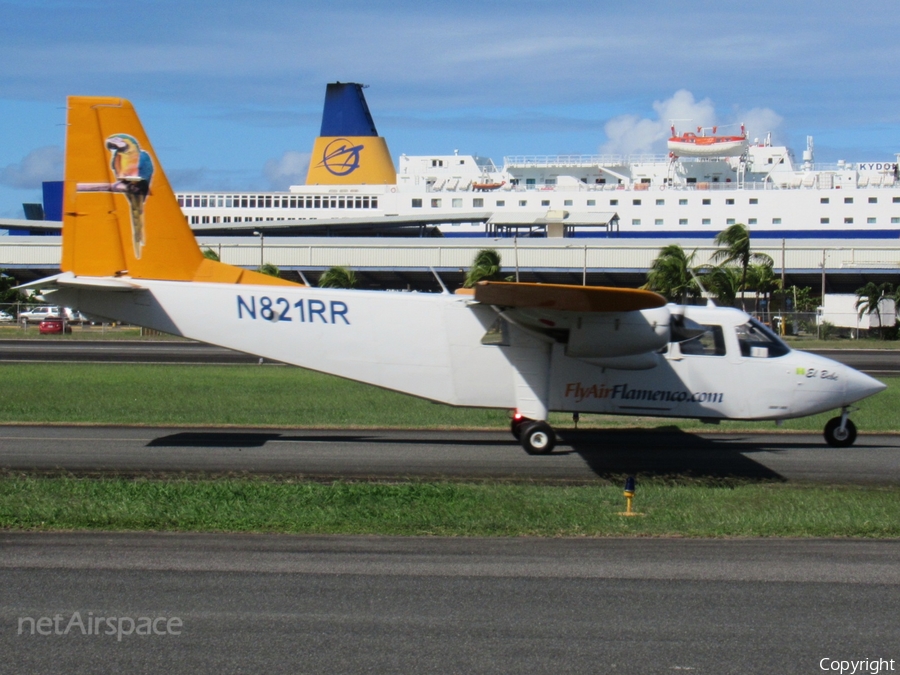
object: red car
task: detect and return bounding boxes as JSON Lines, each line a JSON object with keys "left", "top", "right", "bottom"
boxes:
{"left": 38, "top": 318, "right": 72, "bottom": 334}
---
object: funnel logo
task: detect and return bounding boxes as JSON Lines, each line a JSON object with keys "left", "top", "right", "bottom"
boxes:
{"left": 318, "top": 138, "right": 364, "bottom": 176}
{"left": 76, "top": 133, "right": 154, "bottom": 259}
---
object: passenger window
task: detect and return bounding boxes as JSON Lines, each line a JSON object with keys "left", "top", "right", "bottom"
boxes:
{"left": 680, "top": 325, "right": 726, "bottom": 356}
{"left": 735, "top": 319, "right": 790, "bottom": 358}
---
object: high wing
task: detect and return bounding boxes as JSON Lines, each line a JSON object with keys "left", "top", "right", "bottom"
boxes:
{"left": 473, "top": 280, "right": 676, "bottom": 367}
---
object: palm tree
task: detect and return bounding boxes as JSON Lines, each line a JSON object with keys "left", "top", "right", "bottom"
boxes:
{"left": 746, "top": 259, "right": 780, "bottom": 321}
{"left": 202, "top": 248, "right": 220, "bottom": 261}
{"left": 712, "top": 223, "right": 770, "bottom": 310}
{"left": 856, "top": 281, "right": 894, "bottom": 338}
{"left": 257, "top": 263, "right": 280, "bottom": 278}
{"left": 319, "top": 266, "right": 358, "bottom": 289}
{"left": 642, "top": 244, "right": 701, "bottom": 303}
{"left": 701, "top": 264, "right": 742, "bottom": 307}
{"left": 464, "top": 249, "right": 504, "bottom": 288}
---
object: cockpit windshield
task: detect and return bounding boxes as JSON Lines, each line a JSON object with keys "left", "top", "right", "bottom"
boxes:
{"left": 735, "top": 318, "right": 791, "bottom": 358}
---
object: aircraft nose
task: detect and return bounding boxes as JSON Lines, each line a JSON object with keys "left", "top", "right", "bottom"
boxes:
{"left": 843, "top": 367, "right": 887, "bottom": 404}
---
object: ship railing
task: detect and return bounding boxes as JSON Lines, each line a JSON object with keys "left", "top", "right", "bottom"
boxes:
{"left": 504, "top": 154, "right": 671, "bottom": 167}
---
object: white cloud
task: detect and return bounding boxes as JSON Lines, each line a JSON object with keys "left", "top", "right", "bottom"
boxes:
{"left": 600, "top": 91, "right": 782, "bottom": 155}
{"left": 263, "top": 151, "right": 310, "bottom": 190}
{"left": 0, "top": 145, "right": 63, "bottom": 189}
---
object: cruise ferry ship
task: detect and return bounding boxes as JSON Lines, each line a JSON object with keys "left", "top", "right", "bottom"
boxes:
{"left": 176, "top": 82, "right": 900, "bottom": 240}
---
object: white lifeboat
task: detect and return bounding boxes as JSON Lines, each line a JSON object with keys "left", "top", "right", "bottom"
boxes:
{"left": 668, "top": 125, "right": 748, "bottom": 158}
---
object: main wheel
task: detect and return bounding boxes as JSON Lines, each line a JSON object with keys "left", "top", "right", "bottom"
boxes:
{"left": 510, "top": 416, "right": 531, "bottom": 440}
{"left": 824, "top": 417, "right": 857, "bottom": 447}
{"left": 521, "top": 421, "right": 556, "bottom": 455}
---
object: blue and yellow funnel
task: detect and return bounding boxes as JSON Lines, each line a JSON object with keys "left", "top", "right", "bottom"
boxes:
{"left": 305, "top": 82, "right": 396, "bottom": 185}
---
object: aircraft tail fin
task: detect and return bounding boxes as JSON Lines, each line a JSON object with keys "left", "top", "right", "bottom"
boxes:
{"left": 62, "top": 96, "right": 297, "bottom": 287}
{"left": 305, "top": 82, "right": 396, "bottom": 185}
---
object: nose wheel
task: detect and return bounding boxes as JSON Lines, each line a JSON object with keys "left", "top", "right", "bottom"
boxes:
{"left": 824, "top": 409, "right": 858, "bottom": 447}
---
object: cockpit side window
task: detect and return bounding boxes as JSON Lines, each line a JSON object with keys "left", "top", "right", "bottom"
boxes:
{"left": 679, "top": 325, "right": 726, "bottom": 356}
{"left": 735, "top": 318, "right": 790, "bottom": 358}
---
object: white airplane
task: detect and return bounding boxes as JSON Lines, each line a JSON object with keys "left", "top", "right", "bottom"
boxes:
{"left": 22, "top": 97, "right": 886, "bottom": 452}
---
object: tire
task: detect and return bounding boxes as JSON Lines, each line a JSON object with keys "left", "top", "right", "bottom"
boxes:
{"left": 824, "top": 417, "right": 857, "bottom": 448}
{"left": 510, "top": 416, "right": 531, "bottom": 440}
{"left": 521, "top": 421, "right": 556, "bottom": 455}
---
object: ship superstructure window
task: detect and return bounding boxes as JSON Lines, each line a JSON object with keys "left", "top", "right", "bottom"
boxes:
{"left": 821, "top": 217, "right": 830, "bottom": 224}
{"left": 526, "top": 179, "right": 536, "bottom": 187}
{"left": 725, "top": 198, "right": 734, "bottom": 205}
{"left": 702, "top": 218, "right": 711, "bottom": 225}
{"left": 656, "top": 199, "right": 664, "bottom": 206}
{"left": 586, "top": 200, "right": 595, "bottom": 206}
{"left": 821, "top": 197, "right": 829, "bottom": 204}
{"left": 726, "top": 219, "right": 735, "bottom": 225}
{"left": 868, "top": 217, "right": 877, "bottom": 224}
{"left": 749, "top": 198, "right": 758, "bottom": 205}
{"left": 431, "top": 199, "right": 441, "bottom": 207}
{"left": 845, "top": 217, "right": 854, "bottom": 224}
{"left": 655, "top": 219, "right": 663, "bottom": 225}
{"left": 519, "top": 200, "right": 527, "bottom": 206}
{"left": 496, "top": 200, "right": 505, "bottom": 207}
{"left": 473, "top": 198, "right": 484, "bottom": 207}
{"left": 541, "top": 200, "right": 550, "bottom": 206}
{"left": 869, "top": 197, "right": 878, "bottom": 204}
{"left": 452, "top": 199, "right": 462, "bottom": 208}
{"left": 610, "top": 199, "right": 618, "bottom": 206}
{"left": 773, "top": 218, "right": 782, "bottom": 224}
{"left": 633, "top": 199, "right": 641, "bottom": 206}
{"left": 844, "top": 197, "right": 854, "bottom": 204}
{"left": 749, "top": 218, "right": 757, "bottom": 225}
{"left": 702, "top": 199, "right": 711, "bottom": 205}
{"left": 632, "top": 219, "right": 641, "bottom": 226}
{"left": 564, "top": 200, "right": 573, "bottom": 206}
{"left": 412, "top": 199, "right": 423, "bottom": 208}
{"left": 679, "top": 219, "right": 687, "bottom": 225}
{"left": 892, "top": 217, "right": 900, "bottom": 224}
{"left": 679, "top": 199, "right": 688, "bottom": 206}
{"left": 431, "top": 160, "right": 443, "bottom": 167}
{"left": 894, "top": 197, "right": 900, "bottom": 204}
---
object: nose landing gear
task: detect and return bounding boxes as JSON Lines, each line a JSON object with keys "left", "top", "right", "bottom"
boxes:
{"left": 824, "top": 407, "right": 858, "bottom": 447}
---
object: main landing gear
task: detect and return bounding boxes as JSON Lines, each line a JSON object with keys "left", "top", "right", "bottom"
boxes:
{"left": 511, "top": 414, "right": 556, "bottom": 454}
{"left": 824, "top": 407, "right": 858, "bottom": 448}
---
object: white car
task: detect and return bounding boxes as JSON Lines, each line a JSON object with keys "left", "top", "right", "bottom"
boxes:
{"left": 0, "top": 311, "right": 12, "bottom": 322}
{"left": 18, "top": 306, "right": 74, "bottom": 323}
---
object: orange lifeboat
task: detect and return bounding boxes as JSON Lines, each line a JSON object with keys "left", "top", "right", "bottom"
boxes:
{"left": 667, "top": 125, "right": 748, "bottom": 158}
{"left": 473, "top": 180, "right": 506, "bottom": 191}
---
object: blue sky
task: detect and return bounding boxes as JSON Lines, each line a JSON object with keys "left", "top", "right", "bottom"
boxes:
{"left": 1, "top": 0, "right": 899, "bottom": 217}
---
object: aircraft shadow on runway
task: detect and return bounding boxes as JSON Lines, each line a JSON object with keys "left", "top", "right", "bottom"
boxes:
{"left": 555, "top": 428, "right": 786, "bottom": 481}
{"left": 146, "top": 428, "right": 799, "bottom": 481}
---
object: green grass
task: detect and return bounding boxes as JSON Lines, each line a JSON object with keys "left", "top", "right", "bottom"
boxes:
{"left": 1, "top": 475, "right": 898, "bottom": 537}
{"left": 0, "top": 362, "right": 896, "bottom": 432}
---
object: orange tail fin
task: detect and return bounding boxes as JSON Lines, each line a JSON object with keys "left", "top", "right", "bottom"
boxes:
{"left": 62, "top": 96, "right": 297, "bottom": 287}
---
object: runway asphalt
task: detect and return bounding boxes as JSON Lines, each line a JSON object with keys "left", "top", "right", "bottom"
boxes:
{"left": 2, "top": 425, "right": 899, "bottom": 483}
{"left": 2, "top": 533, "right": 898, "bottom": 674}
{"left": 1, "top": 339, "right": 899, "bottom": 373}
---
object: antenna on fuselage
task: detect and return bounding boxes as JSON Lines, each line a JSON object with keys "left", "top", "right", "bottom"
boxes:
{"left": 689, "top": 268, "right": 716, "bottom": 307}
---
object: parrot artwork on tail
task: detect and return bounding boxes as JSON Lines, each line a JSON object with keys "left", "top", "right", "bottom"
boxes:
{"left": 76, "top": 133, "right": 154, "bottom": 259}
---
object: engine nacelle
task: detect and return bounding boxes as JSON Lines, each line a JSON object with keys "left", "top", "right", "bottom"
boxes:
{"left": 565, "top": 306, "right": 670, "bottom": 359}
